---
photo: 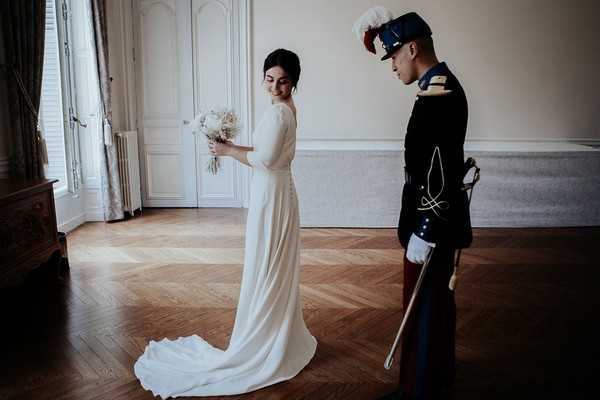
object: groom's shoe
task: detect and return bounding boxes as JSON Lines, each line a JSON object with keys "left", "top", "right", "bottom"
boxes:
{"left": 378, "top": 388, "right": 453, "bottom": 400}
{"left": 378, "top": 390, "right": 411, "bottom": 400}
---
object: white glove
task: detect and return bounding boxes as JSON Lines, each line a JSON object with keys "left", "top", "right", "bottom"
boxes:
{"left": 406, "top": 233, "right": 435, "bottom": 264}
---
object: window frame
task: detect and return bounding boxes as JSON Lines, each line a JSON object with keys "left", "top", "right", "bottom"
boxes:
{"left": 49, "top": 0, "right": 82, "bottom": 199}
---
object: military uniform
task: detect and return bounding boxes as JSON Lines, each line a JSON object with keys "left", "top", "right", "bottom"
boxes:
{"left": 397, "top": 61, "right": 471, "bottom": 400}
{"left": 399, "top": 62, "right": 471, "bottom": 249}
{"left": 353, "top": 9, "right": 472, "bottom": 399}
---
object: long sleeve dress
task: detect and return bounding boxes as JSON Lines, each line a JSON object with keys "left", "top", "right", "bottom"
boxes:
{"left": 133, "top": 102, "right": 317, "bottom": 399}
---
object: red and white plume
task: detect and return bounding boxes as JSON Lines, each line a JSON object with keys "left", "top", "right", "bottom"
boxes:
{"left": 352, "top": 6, "right": 394, "bottom": 54}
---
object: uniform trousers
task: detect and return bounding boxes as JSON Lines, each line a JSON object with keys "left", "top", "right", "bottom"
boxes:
{"left": 398, "top": 246, "right": 457, "bottom": 399}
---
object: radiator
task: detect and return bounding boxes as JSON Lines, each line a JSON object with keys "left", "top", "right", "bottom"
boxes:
{"left": 115, "top": 130, "right": 142, "bottom": 214}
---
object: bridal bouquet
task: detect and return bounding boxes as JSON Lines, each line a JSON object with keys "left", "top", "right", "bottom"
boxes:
{"left": 190, "top": 108, "right": 240, "bottom": 175}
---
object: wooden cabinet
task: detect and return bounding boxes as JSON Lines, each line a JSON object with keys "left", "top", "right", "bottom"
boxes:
{"left": 0, "top": 178, "right": 62, "bottom": 287}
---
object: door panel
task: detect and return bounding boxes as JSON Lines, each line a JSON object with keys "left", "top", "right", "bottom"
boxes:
{"left": 136, "top": 0, "right": 196, "bottom": 207}
{"left": 192, "top": 0, "right": 242, "bottom": 207}
{"left": 134, "top": 0, "right": 249, "bottom": 208}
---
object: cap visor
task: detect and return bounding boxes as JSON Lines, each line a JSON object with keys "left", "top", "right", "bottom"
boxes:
{"left": 380, "top": 44, "right": 401, "bottom": 61}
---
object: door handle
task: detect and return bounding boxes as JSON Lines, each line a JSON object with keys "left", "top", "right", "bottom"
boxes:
{"left": 71, "top": 115, "right": 87, "bottom": 128}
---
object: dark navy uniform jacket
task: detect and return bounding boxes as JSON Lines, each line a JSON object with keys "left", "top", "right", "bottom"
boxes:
{"left": 398, "top": 62, "right": 472, "bottom": 249}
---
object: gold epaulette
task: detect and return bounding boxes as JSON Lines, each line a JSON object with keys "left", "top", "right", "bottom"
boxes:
{"left": 417, "top": 75, "right": 452, "bottom": 97}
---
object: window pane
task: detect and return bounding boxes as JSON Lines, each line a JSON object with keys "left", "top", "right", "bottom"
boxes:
{"left": 41, "top": 0, "right": 68, "bottom": 192}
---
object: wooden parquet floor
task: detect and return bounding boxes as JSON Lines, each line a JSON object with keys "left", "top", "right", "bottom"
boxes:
{"left": 1, "top": 208, "right": 598, "bottom": 399}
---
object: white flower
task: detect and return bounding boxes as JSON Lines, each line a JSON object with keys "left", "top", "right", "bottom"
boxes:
{"left": 190, "top": 107, "right": 240, "bottom": 175}
{"left": 189, "top": 114, "right": 205, "bottom": 134}
{"left": 205, "top": 113, "right": 222, "bottom": 132}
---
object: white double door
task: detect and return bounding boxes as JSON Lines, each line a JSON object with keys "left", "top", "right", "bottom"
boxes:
{"left": 134, "top": 0, "right": 249, "bottom": 207}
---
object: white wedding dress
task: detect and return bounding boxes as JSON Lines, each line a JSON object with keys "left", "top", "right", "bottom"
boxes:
{"left": 134, "top": 102, "right": 317, "bottom": 398}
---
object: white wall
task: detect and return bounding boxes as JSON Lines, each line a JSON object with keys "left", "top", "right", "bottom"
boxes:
{"left": 103, "top": 0, "right": 600, "bottom": 227}
{"left": 252, "top": 0, "right": 600, "bottom": 142}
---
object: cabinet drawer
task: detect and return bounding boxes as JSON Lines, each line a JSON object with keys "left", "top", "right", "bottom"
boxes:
{"left": 0, "top": 190, "right": 57, "bottom": 264}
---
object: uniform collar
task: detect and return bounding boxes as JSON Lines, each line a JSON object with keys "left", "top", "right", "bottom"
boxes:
{"left": 418, "top": 62, "right": 447, "bottom": 90}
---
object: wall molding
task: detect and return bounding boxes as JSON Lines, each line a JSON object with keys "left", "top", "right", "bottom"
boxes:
{"left": 291, "top": 147, "right": 600, "bottom": 228}
{"left": 295, "top": 138, "right": 600, "bottom": 152}
{"left": 241, "top": 0, "right": 251, "bottom": 207}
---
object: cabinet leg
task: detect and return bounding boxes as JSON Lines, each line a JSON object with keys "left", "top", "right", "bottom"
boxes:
{"left": 48, "top": 250, "right": 68, "bottom": 282}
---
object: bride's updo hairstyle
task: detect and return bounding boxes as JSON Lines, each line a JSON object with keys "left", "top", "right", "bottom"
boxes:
{"left": 263, "top": 48, "right": 301, "bottom": 92}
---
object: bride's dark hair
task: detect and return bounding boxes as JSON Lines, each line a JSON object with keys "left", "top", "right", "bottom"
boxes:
{"left": 263, "top": 48, "right": 301, "bottom": 91}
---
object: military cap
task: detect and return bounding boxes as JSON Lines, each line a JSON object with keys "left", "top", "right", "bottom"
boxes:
{"left": 378, "top": 12, "right": 432, "bottom": 60}
{"left": 353, "top": 8, "right": 432, "bottom": 61}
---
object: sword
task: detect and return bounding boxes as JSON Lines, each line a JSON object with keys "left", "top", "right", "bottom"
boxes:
{"left": 384, "top": 249, "right": 433, "bottom": 370}
{"left": 449, "top": 158, "right": 481, "bottom": 291}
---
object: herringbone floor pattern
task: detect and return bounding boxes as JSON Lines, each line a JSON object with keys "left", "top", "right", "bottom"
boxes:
{"left": 1, "top": 208, "right": 598, "bottom": 399}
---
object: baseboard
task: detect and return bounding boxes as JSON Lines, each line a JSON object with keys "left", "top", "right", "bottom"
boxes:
{"left": 57, "top": 211, "right": 105, "bottom": 233}
{"left": 58, "top": 213, "right": 86, "bottom": 233}
{"left": 85, "top": 211, "right": 105, "bottom": 222}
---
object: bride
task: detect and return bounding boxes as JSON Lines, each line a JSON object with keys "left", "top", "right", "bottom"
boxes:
{"left": 134, "top": 48, "right": 317, "bottom": 398}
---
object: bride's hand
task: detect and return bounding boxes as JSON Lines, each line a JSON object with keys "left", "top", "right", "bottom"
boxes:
{"left": 208, "top": 140, "right": 232, "bottom": 156}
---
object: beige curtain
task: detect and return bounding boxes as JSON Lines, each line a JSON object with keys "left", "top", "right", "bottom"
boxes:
{"left": 90, "top": 0, "right": 124, "bottom": 221}
{"left": 1, "top": 0, "right": 47, "bottom": 180}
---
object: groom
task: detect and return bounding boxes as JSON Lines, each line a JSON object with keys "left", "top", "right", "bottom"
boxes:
{"left": 354, "top": 8, "right": 472, "bottom": 399}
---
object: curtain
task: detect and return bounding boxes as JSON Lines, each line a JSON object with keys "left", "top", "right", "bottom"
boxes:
{"left": 90, "top": 0, "right": 124, "bottom": 221}
{"left": 1, "top": 0, "right": 47, "bottom": 180}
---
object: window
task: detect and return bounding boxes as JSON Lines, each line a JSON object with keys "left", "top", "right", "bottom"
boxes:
{"left": 40, "top": 0, "right": 68, "bottom": 193}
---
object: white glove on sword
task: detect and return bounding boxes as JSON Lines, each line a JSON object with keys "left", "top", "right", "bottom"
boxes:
{"left": 406, "top": 233, "right": 435, "bottom": 264}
